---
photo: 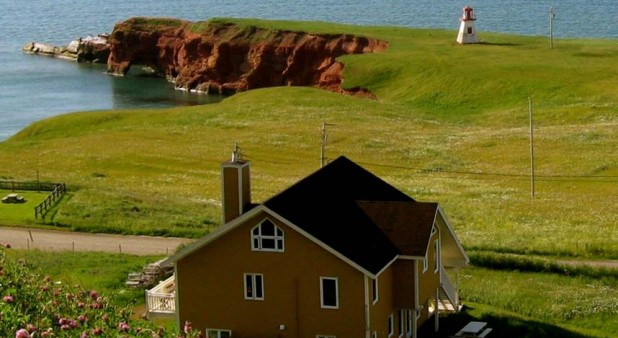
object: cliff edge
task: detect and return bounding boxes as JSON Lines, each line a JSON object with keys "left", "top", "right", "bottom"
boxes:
{"left": 107, "top": 18, "right": 388, "bottom": 96}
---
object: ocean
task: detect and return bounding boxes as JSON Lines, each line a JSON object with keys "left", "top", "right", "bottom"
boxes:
{"left": 0, "top": 0, "right": 616, "bottom": 141}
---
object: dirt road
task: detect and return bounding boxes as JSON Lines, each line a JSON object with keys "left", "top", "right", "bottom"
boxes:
{"left": 0, "top": 226, "right": 195, "bottom": 256}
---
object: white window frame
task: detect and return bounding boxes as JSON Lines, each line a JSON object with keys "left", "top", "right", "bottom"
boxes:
{"left": 372, "top": 277, "right": 379, "bottom": 304}
{"left": 251, "top": 219, "right": 284, "bottom": 252}
{"left": 406, "top": 309, "right": 412, "bottom": 337}
{"left": 433, "top": 239, "right": 440, "bottom": 273}
{"left": 206, "top": 329, "right": 231, "bottom": 338}
{"left": 388, "top": 313, "right": 394, "bottom": 337}
{"left": 372, "top": 332, "right": 378, "bottom": 338}
{"left": 320, "top": 276, "right": 339, "bottom": 309}
{"left": 243, "top": 273, "right": 264, "bottom": 300}
{"left": 398, "top": 309, "right": 405, "bottom": 337}
{"left": 422, "top": 254, "right": 428, "bottom": 273}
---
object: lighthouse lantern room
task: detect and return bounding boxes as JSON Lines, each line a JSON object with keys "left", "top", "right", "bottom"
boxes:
{"left": 456, "top": 5, "right": 479, "bottom": 44}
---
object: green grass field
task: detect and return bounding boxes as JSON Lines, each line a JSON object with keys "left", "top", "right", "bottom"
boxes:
{"left": 0, "top": 18, "right": 616, "bottom": 336}
{"left": 0, "top": 19, "right": 615, "bottom": 255}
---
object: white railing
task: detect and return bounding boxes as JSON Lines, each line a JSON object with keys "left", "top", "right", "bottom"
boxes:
{"left": 146, "top": 292, "right": 175, "bottom": 313}
{"left": 440, "top": 265, "right": 459, "bottom": 310}
{"left": 146, "top": 275, "right": 175, "bottom": 314}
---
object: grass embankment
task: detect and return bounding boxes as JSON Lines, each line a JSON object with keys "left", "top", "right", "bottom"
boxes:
{"left": 0, "top": 19, "right": 616, "bottom": 336}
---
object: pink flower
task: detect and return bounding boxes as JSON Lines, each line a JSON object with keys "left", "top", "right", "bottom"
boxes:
{"left": 117, "top": 322, "right": 130, "bottom": 331}
{"left": 3, "top": 295, "right": 14, "bottom": 303}
{"left": 184, "top": 321, "right": 193, "bottom": 334}
{"left": 15, "top": 329, "right": 30, "bottom": 338}
{"left": 89, "top": 290, "right": 98, "bottom": 299}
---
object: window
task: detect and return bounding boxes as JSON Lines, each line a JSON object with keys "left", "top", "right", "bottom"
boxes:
{"left": 206, "top": 329, "right": 231, "bottom": 338}
{"left": 372, "top": 332, "right": 377, "bottom": 338}
{"left": 320, "top": 277, "right": 338, "bottom": 308}
{"left": 398, "top": 309, "right": 405, "bottom": 337}
{"left": 406, "top": 309, "right": 412, "bottom": 336}
{"left": 244, "top": 273, "right": 264, "bottom": 300}
{"left": 433, "top": 240, "right": 440, "bottom": 273}
{"left": 467, "top": 27, "right": 473, "bottom": 34}
{"left": 251, "top": 219, "right": 284, "bottom": 252}
{"left": 422, "top": 255, "right": 428, "bottom": 272}
{"left": 388, "top": 313, "right": 394, "bottom": 337}
{"left": 372, "top": 277, "right": 378, "bottom": 304}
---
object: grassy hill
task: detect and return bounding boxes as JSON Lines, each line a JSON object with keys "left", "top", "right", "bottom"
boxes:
{"left": 0, "top": 18, "right": 616, "bottom": 258}
{"left": 0, "top": 17, "right": 616, "bottom": 337}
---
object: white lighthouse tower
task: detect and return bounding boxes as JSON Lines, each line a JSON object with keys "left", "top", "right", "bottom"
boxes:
{"left": 457, "top": 5, "right": 479, "bottom": 44}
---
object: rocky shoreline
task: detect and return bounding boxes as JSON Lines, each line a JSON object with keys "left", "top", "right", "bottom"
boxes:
{"left": 21, "top": 18, "right": 388, "bottom": 97}
{"left": 106, "top": 18, "right": 388, "bottom": 96}
{"left": 22, "top": 34, "right": 111, "bottom": 63}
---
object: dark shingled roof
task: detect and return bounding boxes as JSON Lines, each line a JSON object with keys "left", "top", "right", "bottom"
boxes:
{"left": 264, "top": 156, "right": 436, "bottom": 275}
{"left": 357, "top": 201, "right": 438, "bottom": 257}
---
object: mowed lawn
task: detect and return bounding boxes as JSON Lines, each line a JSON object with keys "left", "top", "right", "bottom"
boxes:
{"left": 0, "top": 191, "right": 50, "bottom": 224}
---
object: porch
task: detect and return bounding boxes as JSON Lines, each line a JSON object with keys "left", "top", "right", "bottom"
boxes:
{"left": 145, "top": 275, "right": 176, "bottom": 319}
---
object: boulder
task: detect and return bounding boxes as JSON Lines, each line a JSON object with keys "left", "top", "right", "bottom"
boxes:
{"left": 22, "top": 34, "right": 110, "bottom": 63}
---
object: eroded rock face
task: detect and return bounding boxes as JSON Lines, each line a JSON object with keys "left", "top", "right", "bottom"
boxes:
{"left": 107, "top": 18, "right": 388, "bottom": 96}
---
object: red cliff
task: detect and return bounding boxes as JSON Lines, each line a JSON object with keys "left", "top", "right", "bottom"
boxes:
{"left": 107, "top": 18, "right": 388, "bottom": 96}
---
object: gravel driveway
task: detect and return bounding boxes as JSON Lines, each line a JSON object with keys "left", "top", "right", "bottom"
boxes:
{"left": 0, "top": 226, "right": 195, "bottom": 256}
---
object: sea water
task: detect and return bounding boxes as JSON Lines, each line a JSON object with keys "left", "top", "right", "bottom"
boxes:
{"left": 0, "top": 0, "right": 616, "bottom": 140}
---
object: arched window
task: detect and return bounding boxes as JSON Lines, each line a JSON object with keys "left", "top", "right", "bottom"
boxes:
{"left": 251, "top": 219, "right": 284, "bottom": 252}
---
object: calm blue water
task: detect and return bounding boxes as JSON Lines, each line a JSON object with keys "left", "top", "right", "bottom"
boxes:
{"left": 1, "top": 0, "right": 616, "bottom": 140}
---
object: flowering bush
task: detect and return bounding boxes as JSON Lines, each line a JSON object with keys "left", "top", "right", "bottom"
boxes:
{"left": 0, "top": 247, "right": 203, "bottom": 338}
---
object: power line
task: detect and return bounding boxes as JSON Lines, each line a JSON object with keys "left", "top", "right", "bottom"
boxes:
{"left": 237, "top": 154, "right": 617, "bottom": 183}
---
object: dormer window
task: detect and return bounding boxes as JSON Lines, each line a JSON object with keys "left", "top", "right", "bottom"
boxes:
{"left": 251, "top": 219, "right": 284, "bottom": 252}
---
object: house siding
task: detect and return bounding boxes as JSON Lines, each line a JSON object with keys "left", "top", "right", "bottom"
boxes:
{"left": 392, "top": 259, "right": 415, "bottom": 309}
{"left": 176, "top": 210, "right": 367, "bottom": 338}
{"left": 370, "top": 266, "right": 395, "bottom": 337}
{"left": 417, "top": 230, "right": 440, "bottom": 323}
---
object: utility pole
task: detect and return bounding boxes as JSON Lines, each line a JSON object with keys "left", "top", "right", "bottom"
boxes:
{"left": 549, "top": 7, "right": 556, "bottom": 49}
{"left": 320, "top": 122, "right": 335, "bottom": 168}
{"left": 529, "top": 97, "right": 535, "bottom": 198}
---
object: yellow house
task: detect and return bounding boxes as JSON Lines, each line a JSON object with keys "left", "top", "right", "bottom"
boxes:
{"left": 162, "top": 151, "right": 468, "bottom": 338}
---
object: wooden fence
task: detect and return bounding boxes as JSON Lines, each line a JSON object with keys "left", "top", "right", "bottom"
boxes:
{"left": 0, "top": 180, "right": 59, "bottom": 192}
{"left": 34, "top": 183, "right": 66, "bottom": 219}
{"left": 0, "top": 180, "right": 67, "bottom": 219}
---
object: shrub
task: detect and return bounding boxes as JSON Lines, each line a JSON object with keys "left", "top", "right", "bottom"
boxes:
{"left": 0, "top": 247, "right": 200, "bottom": 338}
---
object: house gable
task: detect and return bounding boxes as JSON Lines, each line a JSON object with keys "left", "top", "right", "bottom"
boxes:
{"left": 174, "top": 208, "right": 368, "bottom": 337}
